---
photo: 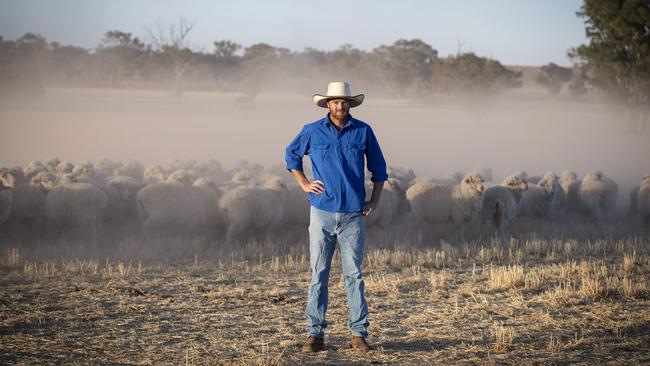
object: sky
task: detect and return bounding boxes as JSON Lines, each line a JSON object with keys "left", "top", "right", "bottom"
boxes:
{"left": 0, "top": 0, "right": 588, "bottom": 66}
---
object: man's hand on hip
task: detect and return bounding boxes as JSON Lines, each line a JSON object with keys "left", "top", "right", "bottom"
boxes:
{"left": 301, "top": 180, "right": 325, "bottom": 195}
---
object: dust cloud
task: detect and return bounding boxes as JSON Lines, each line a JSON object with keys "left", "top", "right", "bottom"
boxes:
{"left": 1, "top": 87, "right": 648, "bottom": 205}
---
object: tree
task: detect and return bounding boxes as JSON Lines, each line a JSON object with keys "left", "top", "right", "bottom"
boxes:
{"left": 96, "top": 30, "right": 147, "bottom": 87}
{"left": 0, "top": 33, "right": 49, "bottom": 97}
{"left": 147, "top": 18, "right": 196, "bottom": 100}
{"left": 536, "top": 63, "right": 573, "bottom": 95}
{"left": 570, "top": 0, "right": 650, "bottom": 126}
{"left": 432, "top": 52, "right": 522, "bottom": 99}
{"left": 372, "top": 39, "right": 438, "bottom": 97}
{"left": 568, "top": 67, "right": 589, "bottom": 97}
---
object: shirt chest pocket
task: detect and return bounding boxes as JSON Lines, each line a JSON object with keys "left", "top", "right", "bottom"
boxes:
{"left": 311, "top": 143, "right": 332, "bottom": 162}
{"left": 345, "top": 143, "right": 365, "bottom": 162}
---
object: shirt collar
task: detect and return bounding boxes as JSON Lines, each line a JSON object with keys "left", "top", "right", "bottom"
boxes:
{"left": 322, "top": 113, "right": 355, "bottom": 129}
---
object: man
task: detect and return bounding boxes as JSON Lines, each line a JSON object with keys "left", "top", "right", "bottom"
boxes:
{"left": 285, "top": 81, "right": 387, "bottom": 353}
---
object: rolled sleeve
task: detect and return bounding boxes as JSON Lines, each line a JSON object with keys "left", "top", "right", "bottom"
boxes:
{"left": 365, "top": 126, "right": 388, "bottom": 182}
{"left": 285, "top": 125, "right": 310, "bottom": 171}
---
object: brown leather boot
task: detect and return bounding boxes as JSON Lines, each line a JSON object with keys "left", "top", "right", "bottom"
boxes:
{"left": 350, "top": 336, "right": 371, "bottom": 353}
{"left": 302, "top": 336, "right": 324, "bottom": 353}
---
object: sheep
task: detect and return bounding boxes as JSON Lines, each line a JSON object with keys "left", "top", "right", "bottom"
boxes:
{"left": 56, "top": 161, "right": 74, "bottom": 175}
{"left": 364, "top": 179, "right": 400, "bottom": 229}
{"left": 114, "top": 159, "right": 145, "bottom": 182}
{"left": 3, "top": 172, "right": 55, "bottom": 240}
{"left": 72, "top": 160, "right": 95, "bottom": 177}
{"left": 44, "top": 173, "right": 108, "bottom": 243}
{"left": 281, "top": 182, "right": 310, "bottom": 228}
{"left": 137, "top": 177, "right": 224, "bottom": 237}
{"left": 165, "top": 169, "right": 197, "bottom": 185}
{"left": 578, "top": 171, "right": 618, "bottom": 222}
{"left": 635, "top": 175, "right": 650, "bottom": 224}
{"left": 520, "top": 172, "right": 559, "bottom": 218}
{"left": 103, "top": 175, "right": 146, "bottom": 231}
{"left": 45, "top": 158, "right": 61, "bottom": 174}
{"left": 406, "top": 173, "right": 485, "bottom": 242}
{"left": 546, "top": 172, "right": 566, "bottom": 216}
{"left": 219, "top": 177, "right": 289, "bottom": 244}
{"left": 143, "top": 165, "right": 168, "bottom": 184}
{"left": 24, "top": 161, "right": 48, "bottom": 181}
{"left": 629, "top": 185, "right": 639, "bottom": 218}
{"left": 0, "top": 170, "right": 17, "bottom": 225}
{"left": 481, "top": 174, "right": 528, "bottom": 233}
{"left": 95, "top": 158, "right": 119, "bottom": 180}
{"left": 7, "top": 166, "right": 25, "bottom": 184}
{"left": 560, "top": 171, "right": 581, "bottom": 213}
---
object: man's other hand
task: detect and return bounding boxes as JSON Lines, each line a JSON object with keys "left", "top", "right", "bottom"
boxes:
{"left": 362, "top": 200, "right": 378, "bottom": 216}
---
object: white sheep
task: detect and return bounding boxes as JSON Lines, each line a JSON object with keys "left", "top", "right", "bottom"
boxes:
{"left": 364, "top": 179, "right": 400, "bottom": 229}
{"left": 281, "top": 182, "right": 310, "bottom": 228}
{"left": 143, "top": 165, "right": 168, "bottom": 184}
{"left": 45, "top": 158, "right": 61, "bottom": 174}
{"left": 406, "top": 173, "right": 485, "bottom": 242}
{"left": 165, "top": 169, "right": 198, "bottom": 185}
{"left": 114, "top": 159, "right": 145, "bottom": 182}
{"left": 103, "top": 175, "right": 145, "bottom": 230}
{"left": 471, "top": 167, "right": 493, "bottom": 182}
{"left": 560, "top": 171, "right": 581, "bottom": 213}
{"left": 44, "top": 174, "right": 108, "bottom": 243}
{"left": 481, "top": 174, "right": 528, "bottom": 233}
{"left": 0, "top": 170, "right": 17, "bottom": 225}
{"left": 95, "top": 158, "right": 119, "bottom": 180}
{"left": 634, "top": 175, "right": 650, "bottom": 224}
{"left": 56, "top": 161, "right": 74, "bottom": 175}
{"left": 3, "top": 172, "right": 55, "bottom": 239}
{"left": 520, "top": 172, "right": 559, "bottom": 218}
{"left": 219, "top": 177, "right": 289, "bottom": 243}
{"left": 137, "top": 177, "right": 224, "bottom": 237}
{"left": 72, "top": 160, "right": 95, "bottom": 177}
{"left": 24, "top": 161, "right": 48, "bottom": 181}
{"left": 578, "top": 171, "right": 618, "bottom": 222}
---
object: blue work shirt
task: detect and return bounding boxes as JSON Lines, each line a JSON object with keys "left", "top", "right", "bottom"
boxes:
{"left": 285, "top": 113, "right": 388, "bottom": 213}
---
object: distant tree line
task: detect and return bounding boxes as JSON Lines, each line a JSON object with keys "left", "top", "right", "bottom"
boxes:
{"left": 0, "top": 21, "right": 529, "bottom": 100}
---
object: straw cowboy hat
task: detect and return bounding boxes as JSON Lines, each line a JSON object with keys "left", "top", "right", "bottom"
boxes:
{"left": 313, "top": 81, "right": 365, "bottom": 108}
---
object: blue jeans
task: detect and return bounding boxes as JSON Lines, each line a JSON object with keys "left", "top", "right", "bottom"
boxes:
{"left": 306, "top": 206, "right": 369, "bottom": 338}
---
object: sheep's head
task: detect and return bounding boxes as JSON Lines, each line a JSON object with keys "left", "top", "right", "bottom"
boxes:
{"left": 46, "top": 158, "right": 61, "bottom": 172}
{"left": 585, "top": 170, "right": 604, "bottom": 181}
{"left": 144, "top": 165, "right": 167, "bottom": 183}
{"left": 560, "top": 170, "right": 577, "bottom": 183}
{"left": 72, "top": 161, "right": 95, "bottom": 177}
{"left": 24, "top": 161, "right": 47, "bottom": 179}
{"left": 0, "top": 170, "right": 17, "bottom": 190}
{"left": 538, "top": 175, "right": 559, "bottom": 198}
{"left": 462, "top": 173, "right": 485, "bottom": 194}
{"left": 166, "top": 169, "right": 197, "bottom": 185}
{"left": 641, "top": 175, "right": 650, "bottom": 187}
{"left": 31, "top": 172, "right": 56, "bottom": 191}
{"left": 57, "top": 161, "right": 74, "bottom": 174}
{"left": 513, "top": 170, "right": 528, "bottom": 180}
{"left": 264, "top": 177, "right": 288, "bottom": 192}
{"left": 231, "top": 169, "right": 255, "bottom": 184}
{"left": 503, "top": 175, "right": 528, "bottom": 191}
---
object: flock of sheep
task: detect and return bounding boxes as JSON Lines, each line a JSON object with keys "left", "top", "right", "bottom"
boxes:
{"left": 0, "top": 157, "right": 648, "bottom": 246}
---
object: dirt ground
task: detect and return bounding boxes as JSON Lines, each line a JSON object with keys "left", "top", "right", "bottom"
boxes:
{"left": 1, "top": 229, "right": 648, "bottom": 365}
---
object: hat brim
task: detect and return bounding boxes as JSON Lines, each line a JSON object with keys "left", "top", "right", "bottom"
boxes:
{"left": 313, "top": 94, "right": 364, "bottom": 108}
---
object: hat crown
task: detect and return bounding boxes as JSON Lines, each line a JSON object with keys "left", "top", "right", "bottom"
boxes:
{"left": 326, "top": 81, "right": 352, "bottom": 97}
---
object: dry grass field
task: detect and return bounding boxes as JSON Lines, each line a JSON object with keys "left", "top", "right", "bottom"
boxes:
{"left": 1, "top": 222, "right": 649, "bottom": 365}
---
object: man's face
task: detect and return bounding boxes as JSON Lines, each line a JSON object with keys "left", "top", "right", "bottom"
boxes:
{"left": 327, "top": 98, "right": 350, "bottom": 121}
